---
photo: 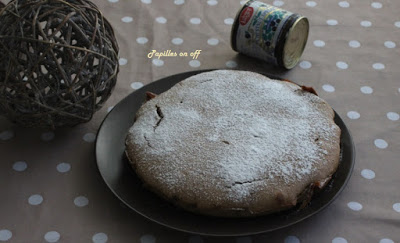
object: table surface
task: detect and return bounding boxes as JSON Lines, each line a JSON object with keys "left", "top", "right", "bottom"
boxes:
{"left": 1, "top": 0, "right": 399, "bottom": 242}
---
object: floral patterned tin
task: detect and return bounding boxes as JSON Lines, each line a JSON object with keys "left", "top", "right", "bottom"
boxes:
{"left": 231, "top": 0, "right": 309, "bottom": 69}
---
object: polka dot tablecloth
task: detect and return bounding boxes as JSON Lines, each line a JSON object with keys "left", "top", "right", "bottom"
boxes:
{"left": 1, "top": 0, "right": 399, "bottom": 242}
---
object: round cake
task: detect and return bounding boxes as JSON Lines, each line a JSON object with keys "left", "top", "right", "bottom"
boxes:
{"left": 125, "top": 70, "right": 341, "bottom": 217}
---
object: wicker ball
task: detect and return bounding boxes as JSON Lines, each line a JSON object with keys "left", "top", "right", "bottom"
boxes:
{"left": 0, "top": 0, "right": 119, "bottom": 129}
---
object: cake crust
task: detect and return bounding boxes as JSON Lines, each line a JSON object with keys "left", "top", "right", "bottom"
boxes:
{"left": 125, "top": 70, "right": 341, "bottom": 217}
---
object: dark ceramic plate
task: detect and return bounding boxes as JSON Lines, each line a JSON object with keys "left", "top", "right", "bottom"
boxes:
{"left": 95, "top": 70, "right": 355, "bottom": 236}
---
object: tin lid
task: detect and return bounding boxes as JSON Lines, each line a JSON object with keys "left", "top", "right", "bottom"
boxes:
{"left": 230, "top": 0, "right": 253, "bottom": 52}
{"left": 282, "top": 17, "right": 309, "bottom": 69}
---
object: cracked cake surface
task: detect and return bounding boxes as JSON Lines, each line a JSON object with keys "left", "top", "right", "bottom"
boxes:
{"left": 125, "top": 70, "right": 341, "bottom": 217}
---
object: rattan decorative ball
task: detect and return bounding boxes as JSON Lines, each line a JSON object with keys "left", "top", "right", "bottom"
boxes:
{"left": 0, "top": 0, "right": 119, "bottom": 129}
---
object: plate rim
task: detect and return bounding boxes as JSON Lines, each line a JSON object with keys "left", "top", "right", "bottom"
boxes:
{"left": 95, "top": 69, "right": 356, "bottom": 236}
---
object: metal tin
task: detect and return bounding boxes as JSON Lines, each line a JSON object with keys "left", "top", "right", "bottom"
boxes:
{"left": 231, "top": 0, "right": 309, "bottom": 69}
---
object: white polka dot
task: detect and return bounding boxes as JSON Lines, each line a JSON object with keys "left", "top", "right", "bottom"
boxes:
{"left": 347, "top": 111, "right": 360, "bottom": 120}
{"left": 207, "top": 38, "right": 219, "bottom": 46}
{"left": 108, "top": 0, "right": 118, "bottom": 2}
{"left": 299, "top": 60, "right": 312, "bottom": 69}
{"left": 83, "top": 133, "right": 96, "bottom": 143}
{"left": 141, "top": 0, "right": 151, "bottom": 4}
{"left": 0, "top": 229, "right": 12, "bottom": 241}
{"left": 226, "top": 60, "right": 238, "bottom": 68}
{"left": 28, "top": 194, "right": 43, "bottom": 205}
{"left": 41, "top": 131, "right": 55, "bottom": 141}
{"left": 360, "top": 20, "right": 372, "bottom": 27}
{"left": 374, "top": 139, "right": 388, "bottom": 149}
{"left": 384, "top": 41, "right": 396, "bottom": 48}
{"left": 171, "top": 37, "right": 183, "bottom": 45}
{"left": 395, "top": 21, "right": 400, "bottom": 28}
{"left": 155, "top": 17, "right": 167, "bottom": 24}
{"left": 332, "top": 237, "right": 348, "bottom": 243}
{"left": 189, "top": 60, "right": 201, "bottom": 68}
{"left": 327, "top": 19, "right": 338, "bottom": 26}
{"left": 392, "top": 203, "right": 400, "bottom": 212}
{"left": 236, "top": 237, "right": 252, "bottom": 243}
{"left": 207, "top": 0, "right": 218, "bottom": 5}
{"left": 336, "top": 61, "right": 348, "bottom": 69}
{"left": 306, "top": 1, "right": 317, "bottom": 7}
{"left": 371, "top": 2, "right": 382, "bottom": 8}
{"left": 380, "top": 239, "right": 394, "bottom": 243}
{"left": 188, "top": 235, "right": 204, "bottom": 243}
{"left": 119, "top": 58, "right": 128, "bottom": 66}
{"left": 131, "top": 82, "right": 144, "bottom": 90}
{"left": 347, "top": 201, "right": 363, "bottom": 211}
{"left": 284, "top": 236, "right": 300, "bottom": 243}
{"left": 107, "top": 106, "right": 114, "bottom": 113}
{"left": 152, "top": 59, "right": 164, "bottom": 67}
{"left": 121, "top": 16, "right": 133, "bottom": 23}
{"left": 140, "top": 234, "right": 156, "bottom": 243}
{"left": 13, "top": 161, "right": 27, "bottom": 172}
{"left": 360, "top": 86, "right": 373, "bottom": 94}
{"left": 348, "top": 40, "right": 360, "bottom": 48}
{"left": 322, "top": 84, "right": 335, "bottom": 92}
{"left": 313, "top": 40, "right": 325, "bottom": 47}
{"left": 44, "top": 231, "right": 60, "bottom": 243}
{"left": 372, "top": 63, "right": 385, "bottom": 70}
{"left": 361, "top": 169, "right": 375, "bottom": 179}
{"left": 136, "top": 37, "right": 148, "bottom": 44}
{"left": 387, "top": 112, "right": 399, "bottom": 121}
{"left": 56, "top": 162, "right": 71, "bottom": 173}
{"left": 92, "top": 233, "right": 108, "bottom": 243}
{"left": 174, "top": 0, "right": 184, "bottom": 5}
{"left": 74, "top": 196, "right": 89, "bottom": 207}
{"left": 224, "top": 18, "right": 234, "bottom": 25}
{"left": 273, "top": 0, "right": 284, "bottom": 7}
{"left": 190, "top": 18, "right": 201, "bottom": 24}
{"left": 338, "top": 1, "right": 349, "bottom": 8}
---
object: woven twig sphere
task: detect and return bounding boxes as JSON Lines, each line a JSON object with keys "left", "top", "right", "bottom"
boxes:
{"left": 0, "top": 0, "right": 119, "bottom": 129}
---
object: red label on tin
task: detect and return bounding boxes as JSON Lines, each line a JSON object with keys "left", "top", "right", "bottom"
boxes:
{"left": 239, "top": 7, "right": 253, "bottom": 25}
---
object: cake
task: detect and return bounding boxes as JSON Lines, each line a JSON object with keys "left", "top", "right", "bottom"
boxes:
{"left": 125, "top": 70, "right": 341, "bottom": 217}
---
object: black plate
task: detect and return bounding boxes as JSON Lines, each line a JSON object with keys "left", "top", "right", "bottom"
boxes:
{"left": 95, "top": 70, "right": 355, "bottom": 236}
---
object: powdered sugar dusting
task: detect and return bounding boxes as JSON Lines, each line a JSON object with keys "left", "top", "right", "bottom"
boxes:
{"left": 128, "top": 70, "right": 340, "bottom": 204}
